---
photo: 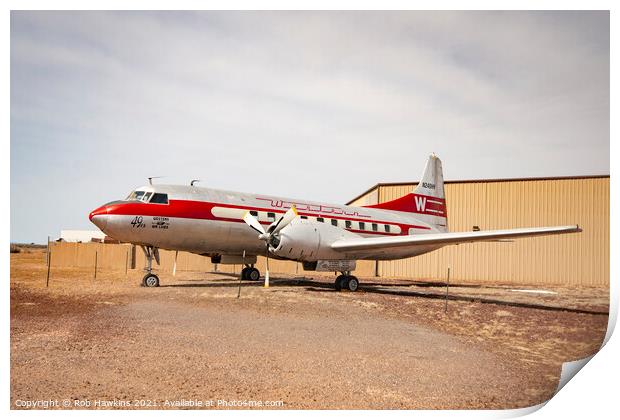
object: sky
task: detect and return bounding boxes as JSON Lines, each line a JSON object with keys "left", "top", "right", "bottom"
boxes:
{"left": 10, "top": 11, "right": 609, "bottom": 243}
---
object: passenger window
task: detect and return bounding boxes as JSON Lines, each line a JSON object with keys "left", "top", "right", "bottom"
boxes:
{"left": 345, "top": 221, "right": 352, "bottom": 229}
{"left": 150, "top": 193, "right": 169, "bottom": 204}
{"left": 359, "top": 222, "right": 365, "bottom": 230}
{"left": 267, "top": 212, "right": 276, "bottom": 220}
{"left": 250, "top": 211, "right": 258, "bottom": 217}
{"left": 142, "top": 192, "right": 153, "bottom": 202}
{"left": 300, "top": 215, "right": 308, "bottom": 220}
{"left": 317, "top": 217, "right": 324, "bottom": 223}
{"left": 384, "top": 225, "right": 391, "bottom": 233}
{"left": 372, "top": 223, "right": 378, "bottom": 232}
{"left": 331, "top": 219, "right": 338, "bottom": 227}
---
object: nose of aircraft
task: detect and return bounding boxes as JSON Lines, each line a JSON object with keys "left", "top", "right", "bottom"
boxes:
{"left": 89, "top": 205, "right": 109, "bottom": 231}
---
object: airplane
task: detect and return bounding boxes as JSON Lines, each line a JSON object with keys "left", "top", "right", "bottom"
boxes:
{"left": 88, "top": 154, "right": 581, "bottom": 291}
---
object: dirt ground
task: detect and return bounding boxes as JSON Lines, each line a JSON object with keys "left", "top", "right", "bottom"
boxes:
{"left": 10, "top": 250, "right": 609, "bottom": 409}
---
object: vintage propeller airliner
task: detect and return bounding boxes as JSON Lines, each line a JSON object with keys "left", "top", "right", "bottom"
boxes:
{"left": 89, "top": 155, "right": 581, "bottom": 291}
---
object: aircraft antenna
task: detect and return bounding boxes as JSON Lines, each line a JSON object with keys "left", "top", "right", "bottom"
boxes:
{"left": 148, "top": 176, "right": 164, "bottom": 185}
{"left": 190, "top": 179, "right": 201, "bottom": 186}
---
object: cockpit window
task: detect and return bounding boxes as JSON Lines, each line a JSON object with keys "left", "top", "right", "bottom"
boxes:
{"left": 150, "top": 193, "right": 169, "bottom": 204}
{"left": 126, "top": 191, "right": 146, "bottom": 201}
{"left": 126, "top": 190, "right": 160, "bottom": 203}
{"left": 126, "top": 190, "right": 169, "bottom": 204}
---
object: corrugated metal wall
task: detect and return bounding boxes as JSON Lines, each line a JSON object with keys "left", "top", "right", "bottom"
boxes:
{"left": 354, "top": 177, "right": 609, "bottom": 287}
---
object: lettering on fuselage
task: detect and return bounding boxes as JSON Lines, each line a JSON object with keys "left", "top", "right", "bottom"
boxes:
{"left": 130, "top": 216, "right": 146, "bottom": 229}
{"left": 256, "top": 197, "right": 371, "bottom": 218}
{"left": 422, "top": 182, "right": 435, "bottom": 189}
{"left": 151, "top": 216, "right": 170, "bottom": 230}
{"left": 130, "top": 215, "right": 170, "bottom": 230}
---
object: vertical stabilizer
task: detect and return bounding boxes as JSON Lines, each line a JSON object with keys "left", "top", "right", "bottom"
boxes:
{"left": 413, "top": 153, "right": 445, "bottom": 200}
{"left": 363, "top": 154, "right": 448, "bottom": 232}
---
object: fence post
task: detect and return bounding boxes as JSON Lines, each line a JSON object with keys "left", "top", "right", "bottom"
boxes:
{"left": 46, "top": 252, "right": 52, "bottom": 287}
{"left": 94, "top": 251, "right": 98, "bottom": 280}
{"left": 125, "top": 249, "right": 129, "bottom": 276}
{"left": 444, "top": 267, "right": 450, "bottom": 313}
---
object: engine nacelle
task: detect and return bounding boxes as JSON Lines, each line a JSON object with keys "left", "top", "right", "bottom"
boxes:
{"left": 270, "top": 220, "right": 361, "bottom": 261}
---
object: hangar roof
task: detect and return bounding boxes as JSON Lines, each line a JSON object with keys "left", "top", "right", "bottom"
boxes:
{"left": 346, "top": 174, "right": 610, "bottom": 205}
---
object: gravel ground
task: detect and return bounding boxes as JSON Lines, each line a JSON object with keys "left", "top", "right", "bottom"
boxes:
{"left": 11, "top": 251, "right": 608, "bottom": 409}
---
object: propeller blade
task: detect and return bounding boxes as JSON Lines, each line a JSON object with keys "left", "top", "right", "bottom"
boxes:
{"left": 269, "top": 206, "right": 298, "bottom": 235}
{"left": 243, "top": 211, "right": 266, "bottom": 235}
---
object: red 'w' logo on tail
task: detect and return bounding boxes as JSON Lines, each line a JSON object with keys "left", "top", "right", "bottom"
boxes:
{"left": 414, "top": 196, "right": 427, "bottom": 212}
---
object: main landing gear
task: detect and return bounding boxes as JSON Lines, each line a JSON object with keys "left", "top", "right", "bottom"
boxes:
{"left": 241, "top": 265, "right": 261, "bottom": 281}
{"left": 334, "top": 272, "right": 359, "bottom": 292}
{"left": 141, "top": 245, "right": 160, "bottom": 287}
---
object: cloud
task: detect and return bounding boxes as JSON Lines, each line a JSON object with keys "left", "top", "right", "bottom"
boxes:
{"left": 10, "top": 11, "right": 609, "bottom": 243}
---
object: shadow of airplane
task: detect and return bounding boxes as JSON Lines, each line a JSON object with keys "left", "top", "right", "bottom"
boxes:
{"left": 195, "top": 271, "right": 509, "bottom": 290}
{"left": 302, "top": 286, "right": 609, "bottom": 316}
{"left": 160, "top": 277, "right": 326, "bottom": 289}
{"left": 161, "top": 275, "right": 608, "bottom": 316}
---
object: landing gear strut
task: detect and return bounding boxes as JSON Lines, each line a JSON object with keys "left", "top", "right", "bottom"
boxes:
{"left": 334, "top": 272, "right": 359, "bottom": 292}
{"left": 141, "top": 245, "right": 160, "bottom": 287}
{"left": 241, "top": 265, "right": 261, "bottom": 281}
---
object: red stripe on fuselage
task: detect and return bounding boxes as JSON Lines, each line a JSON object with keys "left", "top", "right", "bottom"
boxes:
{"left": 104, "top": 199, "right": 431, "bottom": 235}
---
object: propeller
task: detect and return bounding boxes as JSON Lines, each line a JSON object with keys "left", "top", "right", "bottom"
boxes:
{"left": 242, "top": 206, "right": 298, "bottom": 287}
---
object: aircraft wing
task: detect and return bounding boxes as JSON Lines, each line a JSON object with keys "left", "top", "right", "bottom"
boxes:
{"left": 330, "top": 225, "right": 581, "bottom": 252}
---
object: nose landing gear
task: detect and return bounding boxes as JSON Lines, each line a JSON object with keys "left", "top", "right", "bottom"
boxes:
{"left": 141, "top": 245, "right": 160, "bottom": 287}
{"left": 334, "top": 272, "right": 359, "bottom": 292}
{"left": 143, "top": 273, "right": 160, "bottom": 287}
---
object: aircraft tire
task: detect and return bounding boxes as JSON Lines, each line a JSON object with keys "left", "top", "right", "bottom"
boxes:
{"left": 143, "top": 273, "right": 160, "bottom": 287}
{"left": 335, "top": 275, "right": 345, "bottom": 291}
{"left": 241, "top": 267, "right": 250, "bottom": 280}
{"left": 346, "top": 276, "right": 359, "bottom": 292}
{"left": 248, "top": 268, "right": 260, "bottom": 281}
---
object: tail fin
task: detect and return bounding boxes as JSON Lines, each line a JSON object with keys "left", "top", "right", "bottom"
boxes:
{"left": 413, "top": 153, "right": 445, "bottom": 200}
{"left": 363, "top": 154, "right": 448, "bottom": 232}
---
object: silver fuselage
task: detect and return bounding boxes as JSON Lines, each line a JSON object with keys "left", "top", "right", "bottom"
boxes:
{"left": 89, "top": 184, "right": 445, "bottom": 261}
